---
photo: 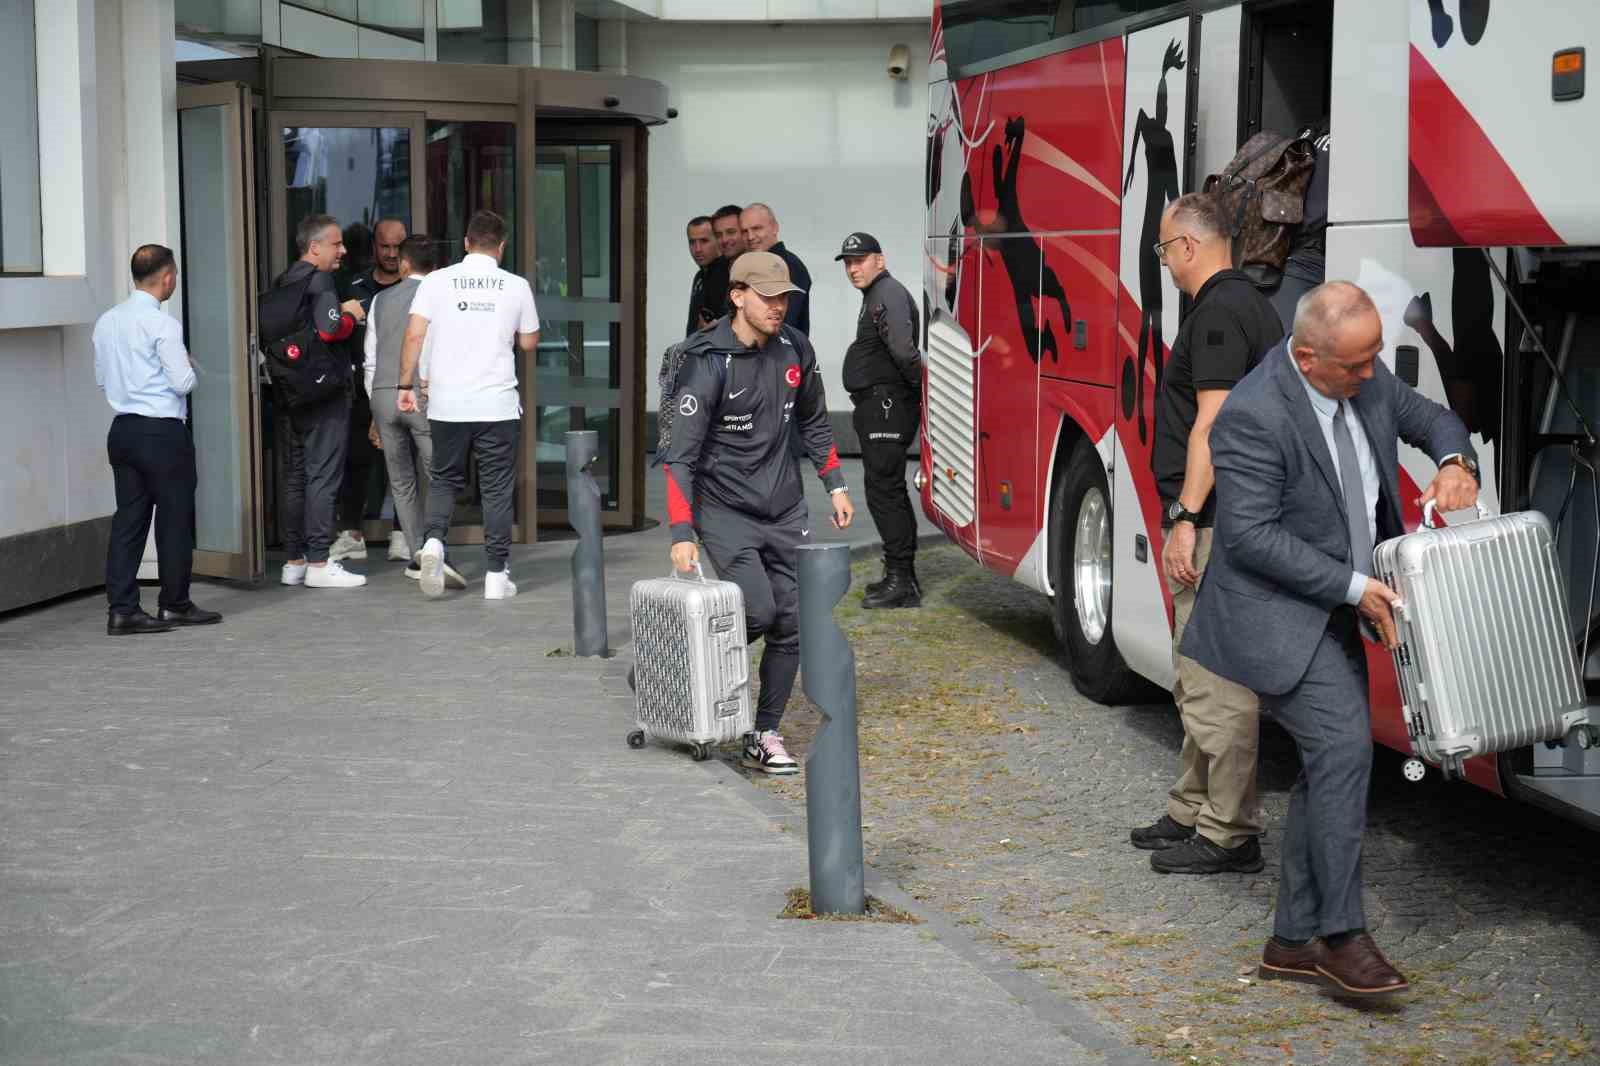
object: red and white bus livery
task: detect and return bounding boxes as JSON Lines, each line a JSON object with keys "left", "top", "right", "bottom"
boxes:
{"left": 919, "top": 0, "right": 1600, "bottom": 825}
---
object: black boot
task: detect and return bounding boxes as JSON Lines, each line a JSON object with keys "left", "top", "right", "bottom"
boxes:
{"left": 862, "top": 565, "right": 921, "bottom": 609}
{"left": 864, "top": 560, "right": 891, "bottom": 598}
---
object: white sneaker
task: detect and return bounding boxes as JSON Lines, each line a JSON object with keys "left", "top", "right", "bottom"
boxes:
{"left": 443, "top": 561, "right": 468, "bottom": 590}
{"left": 485, "top": 569, "right": 517, "bottom": 600}
{"left": 281, "top": 561, "right": 308, "bottom": 586}
{"left": 304, "top": 559, "right": 367, "bottom": 589}
{"left": 329, "top": 530, "right": 368, "bottom": 562}
{"left": 404, "top": 564, "right": 421, "bottom": 580}
{"left": 387, "top": 531, "right": 412, "bottom": 562}
{"left": 419, "top": 537, "right": 446, "bottom": 598}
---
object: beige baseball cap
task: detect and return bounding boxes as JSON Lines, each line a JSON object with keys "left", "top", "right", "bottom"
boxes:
{"left": 730, "top": 251, "right": 802, "bottom": 297}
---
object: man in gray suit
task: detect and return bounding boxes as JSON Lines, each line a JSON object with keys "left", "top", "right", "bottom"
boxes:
{"left": 1182, "top": 282, "right": 1480, "bottom": 996}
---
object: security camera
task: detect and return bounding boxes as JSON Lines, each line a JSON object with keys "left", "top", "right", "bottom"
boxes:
{"left": 888, "top": 43, "right": 910, "bottom": 80}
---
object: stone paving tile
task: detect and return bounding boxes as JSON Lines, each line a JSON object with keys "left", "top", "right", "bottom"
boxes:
{"left": 0, "top": 479, "right": 1135, "bottom": 1065}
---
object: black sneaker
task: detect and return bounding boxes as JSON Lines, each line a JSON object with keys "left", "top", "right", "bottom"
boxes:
{"left": 1150, "top": 834, "right": 1264, "bottom": 875}
{"left": 1129, "top": 814, "right": 1195, "bottom": 851}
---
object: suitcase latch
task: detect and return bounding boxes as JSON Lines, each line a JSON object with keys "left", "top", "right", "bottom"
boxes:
{"left": 715, "top": 698, "right": 741, "bottom": 718}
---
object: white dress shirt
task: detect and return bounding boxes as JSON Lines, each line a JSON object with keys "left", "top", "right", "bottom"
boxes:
{"left": 92, "top": 290, "right": 195, "bottom": 420}
{"left": 1285, "top": 341, "right": 1379, "bottom": 607}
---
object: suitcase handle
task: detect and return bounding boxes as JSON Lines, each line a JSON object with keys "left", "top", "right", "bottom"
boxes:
{"left": 670, "top": 560, "right": 708, "bottom": 583}
{"left": 1419, "top": 499, "right": 1490, "bottom": 532}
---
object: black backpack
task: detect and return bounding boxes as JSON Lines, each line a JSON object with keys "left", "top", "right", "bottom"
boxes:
{"left": 258, "top": 276, "right": 350, "bottom": 409}
{"left": 654, "top": 340, "right": 727, "bottom": 464}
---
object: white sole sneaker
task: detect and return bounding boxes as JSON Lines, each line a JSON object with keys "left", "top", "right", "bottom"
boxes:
{"left": 305, "top": 561, "right": 367, "bottom": 589}
{"left": 419, "top": 539, "right": 446, "bottom": 599}
{"left": 485, "top": 571, "right": 517, "bottom": 600}
{"left": 387, "top": 533, "right": 412, "bottom": 562}
{"left": 404, "top": 565, "right": 421, "bottom": 580}
{"left": 443, "top": 562, "right": 468, "bottom": 590}
{"left": 281, "top": 563, "right": 307, "bottom": 586}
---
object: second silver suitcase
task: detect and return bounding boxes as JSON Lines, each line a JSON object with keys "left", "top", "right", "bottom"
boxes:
{"left": 1374, "top": 503, "right": 1588, "bottom": 778}
{"left": 626, "top": 564, "right": 753, "bottom": 760}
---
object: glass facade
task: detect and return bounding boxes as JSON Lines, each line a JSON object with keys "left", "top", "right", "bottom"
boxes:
{"left": 175, "top": 0, "right": 264, "bottom": 42}
{"left": 0, "top": 0, "right": 42, "bottom": 274}
{"left": 426, "top": 121, "right": 517, "bottom": 271}
{"left": 437, "top": 0, "right": 537, "bottom": 65}
{"left": 281, "top": 125, "right": 413, "bottom": 271}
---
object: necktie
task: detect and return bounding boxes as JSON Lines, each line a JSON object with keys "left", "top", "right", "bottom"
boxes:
{"left": 1333, "top": 402, "right": 1372, "bottom": 575}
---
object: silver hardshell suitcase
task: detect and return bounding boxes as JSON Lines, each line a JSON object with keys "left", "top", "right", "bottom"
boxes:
{"left": 626, "top": 564, "right": 754, "bottom": 760}
{"left": 1374, "top": 503, "right": 1588, "bottom": 779}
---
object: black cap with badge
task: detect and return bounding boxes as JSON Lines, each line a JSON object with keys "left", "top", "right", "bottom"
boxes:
{"left": 834, "top": 232, "right": 883, "bottom": 260}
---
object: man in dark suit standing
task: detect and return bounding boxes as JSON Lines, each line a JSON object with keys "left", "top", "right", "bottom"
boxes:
{"left": 1183, "top": 282, "right": 1480, "bottom": 996}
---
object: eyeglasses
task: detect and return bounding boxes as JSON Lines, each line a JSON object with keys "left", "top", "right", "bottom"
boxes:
{"left": 1153, "top": 234, "right": 1193, "bottom": 261}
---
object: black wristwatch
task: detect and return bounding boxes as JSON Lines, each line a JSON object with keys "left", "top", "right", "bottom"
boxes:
{"left": 1165, "top": 500, "right": 1204, "bottom": 525}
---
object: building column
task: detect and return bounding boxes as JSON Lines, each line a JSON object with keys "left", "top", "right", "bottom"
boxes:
{"left": 538, "top": 0, "right": 575, "bottom": 69}
{"left": 507, "top": 0, "right": 540, "bottom": 67}
{"left": 596, "top": 18, "right": 626, "bottom": 75}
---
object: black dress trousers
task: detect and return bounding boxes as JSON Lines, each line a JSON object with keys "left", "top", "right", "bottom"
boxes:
{"left": 105, "top": 413, "right": 196, "bottom": 615}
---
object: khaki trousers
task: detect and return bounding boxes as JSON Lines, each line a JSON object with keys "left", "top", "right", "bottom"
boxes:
{"left": 1167, "top": 527, "right": 1263, "bottom": 848}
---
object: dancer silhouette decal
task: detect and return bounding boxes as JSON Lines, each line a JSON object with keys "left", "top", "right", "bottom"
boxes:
{"left": 959, "top": 115, "right": 1073, "bottom": 364}
{"left": 1403, "top": 249, "right": 1502, "bottom": 442}
{"left": 1121, "top": 40, "right": 1185, "bottom": 444}
{"left": 1427, "top": 0, "right": 1490, "bottom": 48}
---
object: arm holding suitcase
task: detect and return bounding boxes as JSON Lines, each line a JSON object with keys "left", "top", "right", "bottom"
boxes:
{"left": 1388, "top": 364, "right": 1479, "bottom": 512}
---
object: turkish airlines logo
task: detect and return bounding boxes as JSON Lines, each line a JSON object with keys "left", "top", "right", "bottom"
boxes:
{"left": 679, "top": 394, "right": 699, "bottom": 417}
{"left": 784, "top": 365, "right": 801, "bottom": 388}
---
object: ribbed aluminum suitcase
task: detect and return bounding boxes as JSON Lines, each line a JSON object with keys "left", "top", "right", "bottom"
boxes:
{"left": 1374, "top": 503, "right": 1588, "bottom": 778}
{"left": 625, "top": 564, "right": 753, "bottom": 760}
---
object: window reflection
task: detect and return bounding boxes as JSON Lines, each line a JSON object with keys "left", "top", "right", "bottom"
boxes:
{"left": 282, "top": 126, "right": 412, "bottom": 267}
{"left": 426, "top": 120, "right": 517, "bottom": 272}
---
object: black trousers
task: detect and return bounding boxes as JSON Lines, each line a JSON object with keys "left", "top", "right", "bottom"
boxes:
{"left": 338, "top": 379, "right": 380, "bottom": 532}
{"left": 283, "top": 392, "right": 349, "bottom": 563}
{"left": 852, "top": 386, "right": 920, "bottom": 567}
{"left": 424, "top": 419, "right": 519, "bottom": 571}
{"left": 695, "top": 498, "right": 810, "bottom": 733}
{"left": 105, "top": 414, "right": 196, "bottom": 615}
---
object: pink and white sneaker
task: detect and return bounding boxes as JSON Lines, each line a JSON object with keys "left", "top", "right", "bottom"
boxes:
{"left": 741, "top": 730, "right": 799, "bottom": 776}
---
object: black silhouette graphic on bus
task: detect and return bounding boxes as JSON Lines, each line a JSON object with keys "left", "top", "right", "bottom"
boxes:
{"left": 1121, "top": 40, "right": 1185, "bottom": 444}
{"left": 1427, "top": 0, "right": 1490, "bottom": 48}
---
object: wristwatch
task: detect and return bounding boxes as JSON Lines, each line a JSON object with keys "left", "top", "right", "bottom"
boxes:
{"left": 1440, "top": 454, "right": 1480, "bottom": 482}
{"left": 1165, "top": 500, "right": 1204, "bottom": 525}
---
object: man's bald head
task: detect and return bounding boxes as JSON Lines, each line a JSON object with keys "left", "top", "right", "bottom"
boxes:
{"left": 1292, "top": 282, "right": 1383, "bottom": 401}
{"left": 740, "top": 203, "right": 779, "bottom": 252}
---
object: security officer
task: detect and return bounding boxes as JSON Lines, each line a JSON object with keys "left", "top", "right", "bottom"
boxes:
{"left": 838, "top": 233, "right": 923, "bottom": 609}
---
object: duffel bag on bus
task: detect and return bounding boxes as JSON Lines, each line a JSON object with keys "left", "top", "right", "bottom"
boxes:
{"left": 1373, "top": 502, "right": 1589, "bottom": 779}
{"left": 1202, "top": 130, "right": 1315, "bottom": 287}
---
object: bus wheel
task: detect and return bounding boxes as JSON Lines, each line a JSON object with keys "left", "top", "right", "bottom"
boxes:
{"left": 1050, "top": 439, "right": 1153, "bottom": 705}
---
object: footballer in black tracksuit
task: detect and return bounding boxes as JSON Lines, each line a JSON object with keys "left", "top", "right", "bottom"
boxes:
{"left": 662, "top": 316, "right": 847, "bottom": 733}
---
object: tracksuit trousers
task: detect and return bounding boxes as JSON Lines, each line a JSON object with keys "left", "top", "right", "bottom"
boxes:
{"left": 696, "top": 498, "right": 810, "bottom": 733}
{"left": 424, "top": 419, "right": 519, "bottom": 572}
{"left": 283, "top": 392, "right": 350, "bottom": 564}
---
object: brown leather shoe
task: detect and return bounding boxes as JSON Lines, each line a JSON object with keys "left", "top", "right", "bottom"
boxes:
{"left": 1316, "top": 932, "right": 1409, "bottom": 996}
{"left": 1259, "top": 937, "right": 1328, "bottom": 985}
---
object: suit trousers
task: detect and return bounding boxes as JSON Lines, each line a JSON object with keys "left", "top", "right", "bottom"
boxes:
{"left": 105, "top": 414, "right": 196, "bottom": 615}
{"left": 370, "top": 388, "right": 432, "bottom": 553}
{"left": 1263, "top": 607, "right": 1372, "bottom": 941}
{"left": 695, "top": 498, "right": 809, "bottom": 733}
{"left": 1166, "top": 527, "right": 1263, "bottom": 848}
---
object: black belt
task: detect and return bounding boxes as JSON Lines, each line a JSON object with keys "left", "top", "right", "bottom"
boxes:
{"left": 850, "top": 383, "right": 917, "bottom": 406}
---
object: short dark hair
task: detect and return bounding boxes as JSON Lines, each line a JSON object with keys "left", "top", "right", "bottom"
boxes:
{"left": 130, "top": 244, "right": 174, "bottom": 284}
{"left": 687, "top": 215, "right": 714, "bottom": 231}
{"left": 295, "top": 213, "right": 340, "bottom": 255}
{"left": 464, "top": 210, "right": 508, "bottom": 250}
{"left": 398, "top": 235, "right": 436, "bottom": 272}
{"left": 712, "top": 204, "right": 743, "bottom": 223}
{"left": 1171, "top": 192, "right": 1226, "bottom": 241}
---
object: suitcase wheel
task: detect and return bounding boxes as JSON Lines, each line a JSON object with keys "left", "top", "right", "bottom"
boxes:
{"left": 626, "top": 729, "right": 647, "bottom": 750}
{"left": 690, "top": 742, "right": 712, "bottom": 762}
{"left": 1401, "top": 757, "right": 1427, "bottom": 783}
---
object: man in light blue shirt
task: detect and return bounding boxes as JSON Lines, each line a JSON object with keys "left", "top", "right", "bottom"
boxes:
{"left": 93, "top": 244, "right": 221, "bottom": 635}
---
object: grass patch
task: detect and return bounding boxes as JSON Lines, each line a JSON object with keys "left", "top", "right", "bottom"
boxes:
{"left": 777, "top": 887, "right": 921, "bottom": 924}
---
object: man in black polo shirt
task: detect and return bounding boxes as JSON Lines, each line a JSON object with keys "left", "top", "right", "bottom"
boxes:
{"left": 685, "top": 214, "right": 721, "bottom": 335}
{"left": 1136, "top": 192, "right": 1283, "bottom": 875}
{"left": 838, "top": 232, "right": 923, "bottom": 609}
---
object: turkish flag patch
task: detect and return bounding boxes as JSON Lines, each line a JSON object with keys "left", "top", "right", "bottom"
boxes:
{"left": 785, "top": 365, "right": 801, "bottom": 388}
{"left": 286, "top": 344, "right": 302, "bottom": 361}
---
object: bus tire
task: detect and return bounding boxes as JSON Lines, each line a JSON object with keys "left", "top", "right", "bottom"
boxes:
{"left": 1049, "top": 439, "right": 1158, "bottom": 706}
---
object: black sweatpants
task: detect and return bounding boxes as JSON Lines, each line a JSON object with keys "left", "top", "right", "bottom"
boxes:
{"left": 424, "top": 419, "right": 519, "bottom": 572}
{"left": 852, "top": 386, "right": 920, "bottom": 568}
{"left": 105, "top": 414, "right": 197, "bottom": 615}
{"left": 696, "top": 498, "right": 810, "bottom": 733}
{"left": 283, "top": 392, "right": 349, "bottom": 563}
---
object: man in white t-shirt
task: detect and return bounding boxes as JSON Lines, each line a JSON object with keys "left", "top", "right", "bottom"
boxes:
{"left": 396, "top": 210, "right": 539, "bottom": 599}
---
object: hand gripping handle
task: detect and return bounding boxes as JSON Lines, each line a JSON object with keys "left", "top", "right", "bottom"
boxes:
{"left": 670, "top": 559, "right": 707, "bottom": 582}
{"left": 1419, "top": 499, "right": 1491, "bottom": 532}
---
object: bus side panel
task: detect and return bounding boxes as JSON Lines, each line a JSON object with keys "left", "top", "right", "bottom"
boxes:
{"left": 1326, "top": 221, "right": 1506, "bottom": 794}
{"left": 1021, "top": 380, "right": 1119, "bottom": 596}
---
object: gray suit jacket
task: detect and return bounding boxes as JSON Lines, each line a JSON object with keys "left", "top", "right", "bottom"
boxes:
{"left": 1180, "top": 339, "right": 1474, "bottom": 696}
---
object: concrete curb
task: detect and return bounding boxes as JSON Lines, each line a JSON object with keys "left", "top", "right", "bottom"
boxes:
{"left": 695, "top": 755, "right": 1158, "bottom": 1066}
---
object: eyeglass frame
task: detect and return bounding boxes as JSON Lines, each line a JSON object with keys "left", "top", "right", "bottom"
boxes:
{"left": 1152, "top": 233, "right": 1196, "bottom": 261}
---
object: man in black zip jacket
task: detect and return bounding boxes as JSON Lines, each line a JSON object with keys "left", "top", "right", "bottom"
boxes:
{"left": 662, "top": 251, "right": 855, "bottom": 775}
{"left": 838, "top": 232, "right": 923, "bottom": 608}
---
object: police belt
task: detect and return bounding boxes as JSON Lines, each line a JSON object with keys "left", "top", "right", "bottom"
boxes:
{"left": 849, "top": 383, "right": 918, "bottom": 408}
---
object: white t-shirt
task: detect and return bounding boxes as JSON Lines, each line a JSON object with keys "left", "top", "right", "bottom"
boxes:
{"left": 408, "top": 252, "right": 539, "bottom": 422}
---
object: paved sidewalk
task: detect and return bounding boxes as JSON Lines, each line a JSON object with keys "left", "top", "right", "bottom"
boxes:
{"left": 0, "top": 471, "right": 1148, "bottom": 1065}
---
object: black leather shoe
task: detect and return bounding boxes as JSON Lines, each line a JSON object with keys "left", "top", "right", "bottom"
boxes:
{"left": 863, "top": 563, "right": 891, "bottom": 598}
{"left": 1130, "top": 813, "right": 1195, "bottom": 850}
{"left": 107, "top": 610, "right": 176, "bottom": 636}
{"left": 1151, "top": 834, "right": 1264, "bottom": 874}
{"left": 862, "top": 567, "right": 921, "bottom": 609}
{"left": 158, "top": 604, "right": 223, "bottom": 626}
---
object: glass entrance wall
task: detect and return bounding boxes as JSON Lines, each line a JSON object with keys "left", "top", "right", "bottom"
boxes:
{"left": 534, "top": 142, "right": 623, "bottom": 515}
{"left": 426, "top": 121, "right": 517, "bottom": 271}
{"left": 281, "top": 125, "right": 413, "bottom": 271}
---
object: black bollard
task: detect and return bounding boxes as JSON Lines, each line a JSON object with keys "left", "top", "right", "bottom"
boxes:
{"left": 566, "top": 430, "right": 609, "bottom": 657}
{"left": 798, "top": 543, "right": 866, "bottom": 915}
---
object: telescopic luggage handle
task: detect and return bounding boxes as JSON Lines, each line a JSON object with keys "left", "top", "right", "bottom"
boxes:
{"left": 671, "top": 560, "right": 708, "bottom": 582}
{"left": 1419, "top": 499, "right": 1491, "bottom": 531}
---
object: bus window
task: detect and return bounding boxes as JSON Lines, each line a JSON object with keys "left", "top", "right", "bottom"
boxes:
{"left": 940, "top": 1, "right": 1166, "bottom": 72}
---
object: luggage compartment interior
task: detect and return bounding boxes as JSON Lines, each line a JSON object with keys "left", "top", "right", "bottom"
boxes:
{"left": 1242, "top": 0, "right": 1334, "bottom": 142}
